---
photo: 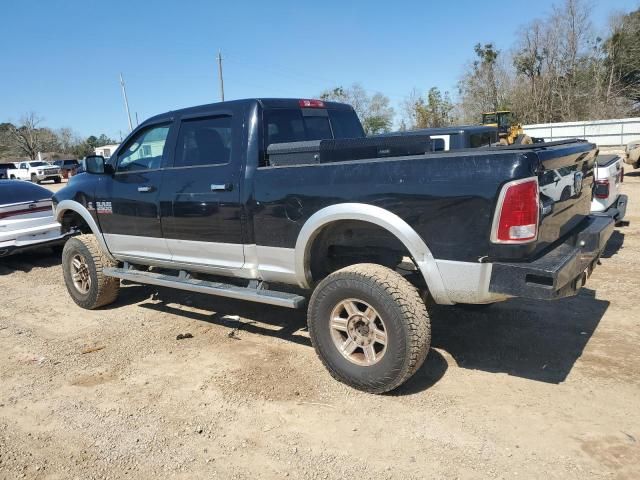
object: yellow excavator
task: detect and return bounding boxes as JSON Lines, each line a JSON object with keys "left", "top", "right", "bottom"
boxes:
{"left": 481, "top": 110, "right": 533, "bottom": 145}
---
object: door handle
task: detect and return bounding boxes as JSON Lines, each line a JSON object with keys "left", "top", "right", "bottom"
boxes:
{"left": 210, "top": 183, "right": 233, "bottom": 192}
{"left": 137, "top": 186, "right": 154, "bottom": 193}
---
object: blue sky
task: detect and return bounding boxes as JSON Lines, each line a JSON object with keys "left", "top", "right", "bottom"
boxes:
{"left": 1, "top": 0, "right": 638, "bottom": 140}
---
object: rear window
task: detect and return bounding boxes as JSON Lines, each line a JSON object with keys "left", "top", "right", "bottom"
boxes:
{"left": 327, "top": 109, "right": 366, "bottom": 139}
{"left": 470, "top": 132, "right": 494, "bottom": 148}
{"left": 262, "top": 107, "right": 365, "bottom": 166}
{"left": 0, "top": 181, "right": 52, "bottom": 205}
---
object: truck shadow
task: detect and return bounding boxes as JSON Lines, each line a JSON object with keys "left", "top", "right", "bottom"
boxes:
{"left": 0, "top": 247, "right": 61, "bottom": 275}
{"left": 601, "top": 230, "right": 625, "bottom": 258}
{"left": 426, "top": 288, "right": 608, "bottom": 385}
{"left": 130, "top": 285, "right": 312, "bottom": 348}
{"left": 126, "top": 284, "right": 606, "bottom": 394}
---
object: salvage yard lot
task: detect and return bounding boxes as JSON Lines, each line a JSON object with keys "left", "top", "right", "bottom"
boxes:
{"left": 1, "top": 175, "right": 640, "bottom": 480}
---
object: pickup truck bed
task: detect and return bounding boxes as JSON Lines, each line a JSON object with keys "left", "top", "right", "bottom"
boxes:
{"left": 52, "top": 98, "right": 615, "bottom": 393}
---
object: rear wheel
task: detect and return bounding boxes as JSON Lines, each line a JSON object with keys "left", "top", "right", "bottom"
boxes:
{"left": 62, "top": 234, "right": 119, "bottom": 309}
{"left": 308, "top": 263, "right": 431, "bottom": 393}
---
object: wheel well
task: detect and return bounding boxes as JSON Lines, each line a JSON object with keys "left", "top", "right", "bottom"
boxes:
{"left": 307, "top": 220, "right": 421, "bottom": 285}
{"left": 60, "top": 209, "right": 91, "bottom": 235}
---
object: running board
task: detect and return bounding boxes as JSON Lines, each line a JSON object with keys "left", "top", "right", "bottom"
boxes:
{"left": 103, "top": 267, "right": 306, "bottom": 309}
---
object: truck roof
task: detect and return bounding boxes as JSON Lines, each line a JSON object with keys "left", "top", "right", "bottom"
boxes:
{"left": 402, "top": 125, "right": 498, "bottom": 135}
{"left": 143, "top": 98, "right": 354, "bottom": 126}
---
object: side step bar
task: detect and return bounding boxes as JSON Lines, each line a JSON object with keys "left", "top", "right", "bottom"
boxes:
{"left": 103, "top": 267, "right": 306, "bottom": 309}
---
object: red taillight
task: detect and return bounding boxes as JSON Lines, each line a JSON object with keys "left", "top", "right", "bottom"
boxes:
{"left": 594, "top": 179, "right": 609, "bottom": 199}
{"left": 492, "top": 178, "right": 539, "bottom": 243}
{"left": 299, "top": 99, "right": 325, "bottom": 108}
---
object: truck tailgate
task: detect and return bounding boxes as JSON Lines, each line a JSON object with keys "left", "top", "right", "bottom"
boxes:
{"left": 534, "top": 141, "right": 597, "bottom": 253}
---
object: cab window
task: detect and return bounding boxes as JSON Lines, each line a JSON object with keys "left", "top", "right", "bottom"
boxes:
{"left": 174, "top": 116, "right": 232, "bottom": 167}
{"left": 116, "top": 124, "right": 170, "bottom": 173}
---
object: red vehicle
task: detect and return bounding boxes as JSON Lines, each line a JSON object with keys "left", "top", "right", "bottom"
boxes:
{"left": 53, "top": 159, "right": 80, "bottom": 179}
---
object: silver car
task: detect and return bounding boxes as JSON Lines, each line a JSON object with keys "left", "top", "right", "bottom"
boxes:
{"left": 0, "top": 180, "right": 71, "bottom": 257}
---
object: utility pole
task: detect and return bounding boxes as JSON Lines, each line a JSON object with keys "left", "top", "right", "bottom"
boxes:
{"left": 120, "top": 73, "right": 133, "bottom": 132}
{"left": 217, "top": 50, "right": 225, "bottom": 101}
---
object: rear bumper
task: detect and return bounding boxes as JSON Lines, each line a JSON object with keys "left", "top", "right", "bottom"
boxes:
{"left": 489, "top": 216, "right": 615, "bottom": 300}
{"left": 592, "top": 194, "right": 627, "bottom": 223}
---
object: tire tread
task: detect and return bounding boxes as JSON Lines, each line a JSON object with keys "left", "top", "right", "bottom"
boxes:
{"left": 308, "top": 263, "right": 431, "bottom": 393}
{"left": 63, "top": 234, "right": 119, "bottom": 309}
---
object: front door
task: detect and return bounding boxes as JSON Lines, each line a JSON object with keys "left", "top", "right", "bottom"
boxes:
{"left": 160, "top": 112, "right": 244, "bottom": 269}
{"left": 97, "top": 123, "right": 173, "bottom": 261}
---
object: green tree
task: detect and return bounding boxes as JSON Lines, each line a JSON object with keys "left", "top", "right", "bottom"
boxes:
{"left": 403, "top": 87, "right": 455, "bottom": 129}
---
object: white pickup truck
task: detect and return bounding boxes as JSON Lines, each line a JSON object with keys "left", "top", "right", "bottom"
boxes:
{"left": 6, "top": 161, "right": 62, "bottom": 184}
{"left": 591, "top": 154, "right": 628, "bottom": 224}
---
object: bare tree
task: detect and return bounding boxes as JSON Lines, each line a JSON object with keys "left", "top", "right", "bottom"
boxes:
{"left": 319, "top": 84, "right": 394, "bottom": 134}
{"left": 6, "top": 113, "right": 58, "bottom": 159}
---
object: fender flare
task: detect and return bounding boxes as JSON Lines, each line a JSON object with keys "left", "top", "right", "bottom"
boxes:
{"left": 294, "top": 203, "right": 452, "bottom": 305}
{"left": 55, "top": 199, "right": 116, "bottom": 262}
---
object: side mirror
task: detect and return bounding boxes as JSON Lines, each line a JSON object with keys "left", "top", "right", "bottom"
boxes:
{"left": 84, "top": 155, "right": 111, "bottom": 174}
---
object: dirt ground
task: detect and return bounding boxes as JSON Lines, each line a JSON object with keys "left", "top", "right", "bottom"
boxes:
{"left": 1, "top": 172, "right": 639, "bottom": 480}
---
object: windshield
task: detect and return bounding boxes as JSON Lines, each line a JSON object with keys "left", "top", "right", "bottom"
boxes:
{"left": 0, "top": 181, "right": 52, "bottom": 205}
{"left": 482, "top": 113, "right": 497, "bottom": 124}
{"left": 29, "top": 161, "right": 47, "bottom": 167}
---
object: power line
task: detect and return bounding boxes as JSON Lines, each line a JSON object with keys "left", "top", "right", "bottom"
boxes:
{"left": 217, "top": 50, "right": 225, "bottom": 101}
{"left": 119, "top": 73, "right": 133, "bottom": 132}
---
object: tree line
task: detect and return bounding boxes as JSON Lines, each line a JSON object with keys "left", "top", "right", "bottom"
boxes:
{"left": 321, "top": 0, "right": 639, "bottom": 133}
{"left": 0, "top": 112, "right": 117, "bottom": 161}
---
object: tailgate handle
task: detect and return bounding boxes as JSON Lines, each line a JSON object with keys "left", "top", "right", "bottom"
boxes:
{"left": 211, "top": 183, "right": 233, "bottom": 192}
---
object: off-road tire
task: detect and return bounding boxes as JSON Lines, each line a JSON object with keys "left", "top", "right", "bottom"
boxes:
{"left": 62, "top": 234, "right": 120, "bottom": 309}
{"left": 308, "top": 263, "right": 431, "bottom": 393}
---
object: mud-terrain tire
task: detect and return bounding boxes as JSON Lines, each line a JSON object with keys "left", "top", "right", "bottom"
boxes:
{"left": 62, "top": 234, "right": 119, "bottom": 309}
{"left": 308, "top": 263, "right": 431, "bottom": 393}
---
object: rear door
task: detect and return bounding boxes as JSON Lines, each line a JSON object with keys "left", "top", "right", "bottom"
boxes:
{"left": 159, "top": 110, "right": 245, "bottom": 269}
{"left": 97, "top": 122, "right": 174, "bottom": 261}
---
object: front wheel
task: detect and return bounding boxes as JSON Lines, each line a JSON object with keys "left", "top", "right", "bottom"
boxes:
{"left": 30, "top": 173, "right": 39, "bottom": 183}
{"left": 308, "top": 263, "right": 431, "bottom": 393}
{"left": 62, "top": 234, "right": 120, "bottom": 309}
{"left": 54, "top": 176, "right": 61, "bottom": 184}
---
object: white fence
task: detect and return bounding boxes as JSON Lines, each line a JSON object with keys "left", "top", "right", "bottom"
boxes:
{"left": 523, "top": 117, "right": 640, "bottom": 146}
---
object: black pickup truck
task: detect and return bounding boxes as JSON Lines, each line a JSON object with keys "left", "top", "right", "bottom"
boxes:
{"left": 53, "top": 98, "right": 614, "bottom": 393}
